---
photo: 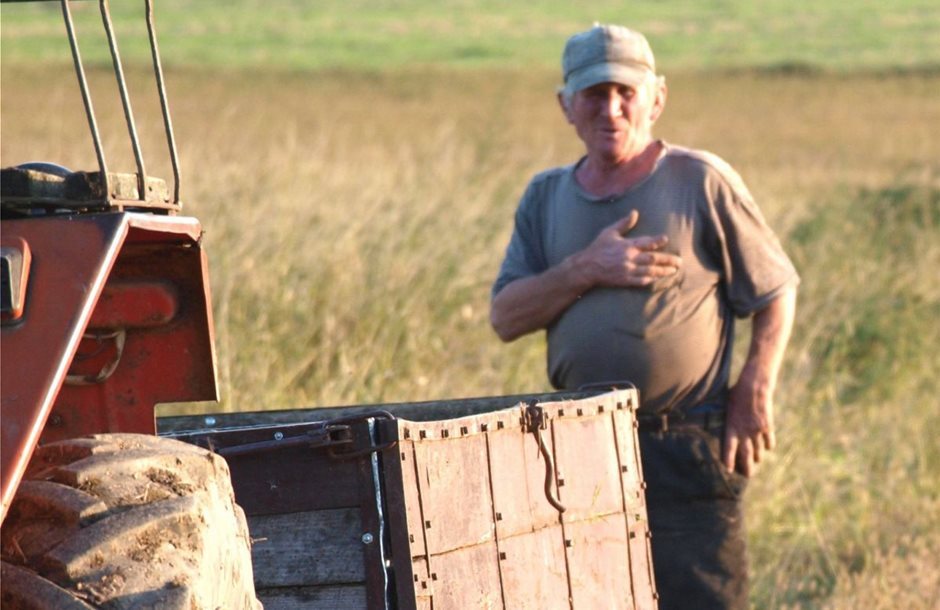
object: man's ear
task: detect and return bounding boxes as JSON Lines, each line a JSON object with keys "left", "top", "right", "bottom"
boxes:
{"left": 650, "top": 78, "right": 668, "bottom": 123}
{"left": 557, "top": 91, "right": 574, "bottom": 124}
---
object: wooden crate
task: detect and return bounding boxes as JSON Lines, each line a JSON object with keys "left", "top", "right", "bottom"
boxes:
{"left": 161, "top": 389, "right": 658, "bottom": 610}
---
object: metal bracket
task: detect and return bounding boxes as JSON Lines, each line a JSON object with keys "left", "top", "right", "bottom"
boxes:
{"left": 64, "top": 329, "right": 126, "bottom": 386}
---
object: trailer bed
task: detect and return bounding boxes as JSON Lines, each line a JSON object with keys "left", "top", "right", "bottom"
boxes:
{"left": 162, "top": 389, "right": 658, "bottom": 610}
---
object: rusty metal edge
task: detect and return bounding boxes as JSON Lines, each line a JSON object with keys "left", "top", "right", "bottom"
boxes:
{"left": 159, "top": 390, "right": 611, "bottom": 436}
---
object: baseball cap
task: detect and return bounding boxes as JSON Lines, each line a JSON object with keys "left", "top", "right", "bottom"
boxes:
{"left": 562, "top": 25, "right": 656, "bottom": 97}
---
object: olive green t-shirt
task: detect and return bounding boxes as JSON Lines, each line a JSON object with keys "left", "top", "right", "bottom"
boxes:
{"left": 493, "top": 143, "right": 799, "bottom": 414}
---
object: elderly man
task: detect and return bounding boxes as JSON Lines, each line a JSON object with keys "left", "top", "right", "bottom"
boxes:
{"left": 490, "top": 24, "right": 798, "bottom": 610}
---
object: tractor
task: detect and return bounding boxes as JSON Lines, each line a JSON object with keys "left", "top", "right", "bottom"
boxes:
{"left": 1, "top": 0, "right": 259, "bottom": 607}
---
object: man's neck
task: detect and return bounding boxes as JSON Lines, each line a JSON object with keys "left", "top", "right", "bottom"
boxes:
{"left": 576, "top": 140, "right": 664, "bottom": 198}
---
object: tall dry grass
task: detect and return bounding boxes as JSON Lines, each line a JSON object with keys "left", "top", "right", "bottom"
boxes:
{"left": 2, "top": 65, "right": 938, "bottom": 608}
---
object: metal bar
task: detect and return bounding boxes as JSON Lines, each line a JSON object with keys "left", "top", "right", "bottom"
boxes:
{"left": 60, "top": 0, "right": 110, "bottom": 198}
{"left": 215, "top": 424, "right": 353, "bottom": 458}
{"left": 375, "top": 418, "right": 420, "bottom": 610}
{"left": 145, "top": 0, "right": 181, "bottom": 204}
{"left": 99, "top": 0, "right": 147, "bottom": 201}
{"left": 365, "top": 419, "right": 391, "bottom": 610}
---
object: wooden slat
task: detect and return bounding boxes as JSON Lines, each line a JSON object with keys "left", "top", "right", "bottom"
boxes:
{"left": 564, "top": 516, "right": 633, "bottom": 610}
{"left": 397, "top": 439, "right": 427, "bottom": 560}
{"left": 551, "top": 413, "right": 624, "bottom": 523}
{"left": 257, "top": 585, "right": 367, "bottom": 610}
{"left": 488, "top": 423, "right": 562, "bottom": 540}
{"left": 627, "top": 516, "right": 657, "bottom": 610}
{"left": 248, "top": 509, "right": 365, "bottom": 588}
{"left": 614, "top": 409, "right": 646, "bottom": 510}
{"left": 498, "top": 525, "right": 569, "bottom": 610}
{"left": 427, "top": 541, "right": 503, "bottom": 609}
{"left": 413, "top": 433, "right": 494, "bottom": 556}
{"left": 227, "top": 444, "right": 361, "bottom": 515}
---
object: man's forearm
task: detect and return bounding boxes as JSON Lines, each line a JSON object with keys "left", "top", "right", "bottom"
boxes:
{"left": 740, "top": 287, "right": 797, "bottom": 394}
{"left": 490, "top": 255, "right": 589, "bottom": 342}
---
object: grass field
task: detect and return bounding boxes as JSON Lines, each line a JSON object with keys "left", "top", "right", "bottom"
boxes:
{"left": 2, "top": 2, "right": 939, "bottom": 608}
{"left": 3, "top": 0, "right": 940, "bottom": 72}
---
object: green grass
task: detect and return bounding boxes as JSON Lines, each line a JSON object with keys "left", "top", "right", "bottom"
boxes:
{"left": 2, "top": 0, "right": 940, "bottom": 72}
{"left": 747, "top": 179, "right": 940, "bottom": 609}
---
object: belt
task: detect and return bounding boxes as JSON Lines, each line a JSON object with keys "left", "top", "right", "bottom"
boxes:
{"left": 636, "top": 404, "right": 726, "bottom": 433}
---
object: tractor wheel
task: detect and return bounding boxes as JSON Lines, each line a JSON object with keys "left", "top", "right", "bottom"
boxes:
{"left": 0, "top": 433, "right": 261, "bottom": 610}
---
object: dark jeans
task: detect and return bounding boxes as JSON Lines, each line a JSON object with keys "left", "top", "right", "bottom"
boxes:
{"left": 639, "top": 423, "right": 750, "bottom": 610}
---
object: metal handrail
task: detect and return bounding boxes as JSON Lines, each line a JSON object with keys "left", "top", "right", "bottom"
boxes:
{"left": 99, "top": 0, "right": 148, "bottom": 201}
{"left": 146, "top": 0, "right": 181, "bottom": 204}
{"left": 60, "top": 0, "right": 111, "bottom": 199}
{"left": 49, "top": 0, "right": 182, "bottom": 208}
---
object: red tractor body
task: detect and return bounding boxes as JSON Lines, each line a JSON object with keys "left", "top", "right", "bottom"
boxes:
{"left": 1, "top": 211, "right": 218, "bottom": 522}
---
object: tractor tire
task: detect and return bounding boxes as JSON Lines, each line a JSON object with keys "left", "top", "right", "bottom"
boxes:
{"left": 0, "top": 433, "right": 261, "bottom": 610}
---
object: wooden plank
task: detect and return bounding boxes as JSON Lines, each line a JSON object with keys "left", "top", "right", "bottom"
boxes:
{"left": 412, "top": 556, "right": 432, "bottom": 607}
{"left": 498, "top": 525, "right": 569, "bottom": 610}
{"left": 613, "top": 409, "right": 646, "bottom": 511}
{"left": 226, "top": 444, "right": 361, "bottom": 514}
{"left": 257, "top": 585, "right": 367, "bottom": 610}
{"left": 427, "top": 542, "right": 503, "bottom": 609}
{"left": 613, "top": 408, "right": 657, "bottom": 609}
{"left": 413, "top": 433, "right": 494, "bottom": 555}
{"left": 564, "top": 516, "right": 633, "bottom": 610}
{"left": 626, "top": 515, "right": 657, "bottom": 610}
{"left": 248, "top": 509, "right": 365, "bottom": 588}
{"left": 488, "top": 423, "right": 562, "bottom": 540}
{"left": 396, "top": 439, "right": 428, "bottom": 562}
{"left": 551, "top": 413, "right": 624, "bottom": 523}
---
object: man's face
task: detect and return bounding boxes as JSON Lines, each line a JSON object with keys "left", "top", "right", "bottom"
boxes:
{"left": 563, "top": 78, "right": 665, "bottom": 165}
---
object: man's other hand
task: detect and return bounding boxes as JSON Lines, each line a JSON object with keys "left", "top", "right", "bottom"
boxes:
{"left": 721, "top": 290, "right": 795, "bottom": 477}
{"left": 723, "top": 363, "right": 776, "bottom": 477}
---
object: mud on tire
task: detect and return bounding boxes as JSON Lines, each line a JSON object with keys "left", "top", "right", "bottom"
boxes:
{"left": 0, "top": 433, "right": 261, "bottom": 609}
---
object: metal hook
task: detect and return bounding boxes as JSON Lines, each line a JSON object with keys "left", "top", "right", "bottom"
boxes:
{"left": 524, "top": 404, "right": 566, "bottom": 514}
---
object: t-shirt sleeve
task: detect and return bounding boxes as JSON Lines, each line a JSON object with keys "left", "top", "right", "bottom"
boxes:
{"left": 492, "top": 183, "right": 549, "bottom": 298}
{"left": 704, "top": 165, "right": 800, "bottom": 317}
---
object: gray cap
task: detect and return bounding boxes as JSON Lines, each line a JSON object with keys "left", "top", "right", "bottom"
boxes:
{"left": 562, "top": 25, "right": 656, "bottom": 97}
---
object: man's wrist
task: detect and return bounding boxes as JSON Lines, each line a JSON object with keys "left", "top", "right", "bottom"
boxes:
{"left": 561, "top": 251, "right": 595, "bottom": 295}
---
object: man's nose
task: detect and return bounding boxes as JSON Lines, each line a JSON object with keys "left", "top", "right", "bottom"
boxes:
{"left": 601, "top": 91, "right": 623, "bottom": 118}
